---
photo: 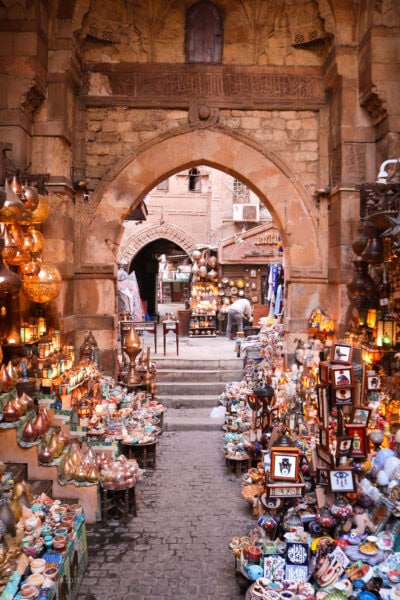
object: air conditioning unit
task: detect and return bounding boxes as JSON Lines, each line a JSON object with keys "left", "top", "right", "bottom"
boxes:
{"left": 232, "top": 204, "right": 260, "bottom": 222}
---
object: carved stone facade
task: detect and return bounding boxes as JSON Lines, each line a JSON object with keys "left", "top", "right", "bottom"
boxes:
{"left": 0, "top": 0, "right": 399, "bottom": 373}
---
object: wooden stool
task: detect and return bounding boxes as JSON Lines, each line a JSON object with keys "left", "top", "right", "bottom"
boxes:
{"left": 100, "top": 486, "right": 137, "bottom": 523}
{"left": 122, "top": 441, "right": 157, "bottom": 469}
{"left": 226, "top": 455, "right": 250, "bottom": 477}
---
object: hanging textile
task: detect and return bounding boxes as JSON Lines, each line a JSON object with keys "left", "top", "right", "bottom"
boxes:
{"left": 117, "top": 269, "right": 144, "bottom": 321}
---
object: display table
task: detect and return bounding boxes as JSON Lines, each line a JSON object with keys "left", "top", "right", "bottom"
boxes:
{"left": 226, "top": 455, "right": 250, "bottom": 477}
{"left": 100, "top": 485, "right": 137, "bottom": 523}
{"left": 121, "top": 440, "right": 157, "bottom": 468}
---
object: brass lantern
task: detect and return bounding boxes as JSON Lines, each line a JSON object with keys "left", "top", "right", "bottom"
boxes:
{"left": 124, "top": 323, "right": 142, "bottom": 385}
{"left": 22, "top": 263, "right": 62, "bottom": 303}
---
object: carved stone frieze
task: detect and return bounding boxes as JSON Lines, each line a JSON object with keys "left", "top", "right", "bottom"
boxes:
{"left": 82, "top": 66, "right": 324, "bottom": 108}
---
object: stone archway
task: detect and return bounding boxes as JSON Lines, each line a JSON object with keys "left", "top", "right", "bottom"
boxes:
{"left": 75, "top": 128, "right": 329, "bottom": 372}
{"left": 81, "top": 128, "right": 326, "bottom": 281}
{"left": 118, "top": 223, "right": 198, "bottom": 264}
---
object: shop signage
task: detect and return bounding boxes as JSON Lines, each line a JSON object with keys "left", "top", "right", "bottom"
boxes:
{"left": 219, "top": 223, "right": 282, "bottom": 265}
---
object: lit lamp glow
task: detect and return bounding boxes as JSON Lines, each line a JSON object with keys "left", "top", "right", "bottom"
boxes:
{"left": 366, "top": 309, "right": 377, "bottom": 329}
{"left": 376, "top": 316, "right": 397, "bottom": 348}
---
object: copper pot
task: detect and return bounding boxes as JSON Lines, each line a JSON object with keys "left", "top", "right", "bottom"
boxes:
{"left": 22, "top": 419, "right": 37, "bottom": 443}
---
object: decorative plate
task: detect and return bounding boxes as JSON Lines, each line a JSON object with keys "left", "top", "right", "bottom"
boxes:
{"left": 360, "top": 542, "right": 379, "bottom": 555}
{"left": 388, "top": 571, "right": 400, "bottom": 583}
{"left": 377, "top": 531, "right": 394, "bottom": 550}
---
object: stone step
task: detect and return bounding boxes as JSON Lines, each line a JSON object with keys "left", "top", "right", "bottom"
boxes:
{"left": 157, "top": 394, "right": 221, "bottom": 409}
{"left": 163, "top": 407, "right": 225, "bottom": 431}
{"left": 154, "top": 358, "right": 243, "bottom": 371}
{"left": 156, "top": 368, "right": 241, "bottom": 382}
{"left": 157, "top": 380, "right": 227, "bottom": 396}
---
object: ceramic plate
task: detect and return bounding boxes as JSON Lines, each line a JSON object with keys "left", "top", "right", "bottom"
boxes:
{"left": 360, "top": 542, "right": 379, "bottom": 555}
{"left": 377, "top": 531, "right": 394, "bottom": 550}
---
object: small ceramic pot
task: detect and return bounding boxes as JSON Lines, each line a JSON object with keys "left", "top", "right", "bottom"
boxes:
{"left": 53, "top": 527, "right": 68, "bottom": 537}
{"left": 53, "top": 535, "right": 67, "bottom": 551}
{"left": 40, "top": 524, "right": 51, "bottom": 537}
{"left": 30, "top": 558, "right": 46, "bottom": 573}
{"left": 26, "top": 572, "right": 44, "bottom": 587}
{"left": 69, "top": 503, "right": 83, "bottom": 515}
{"left": 61, "top": 516, "right": 74, "bottom": 531}
{"left": 43, "top": 566, "right": 58, "bottom": 581}
{"left": 20, "top": 584, "right": 39, "bottom": 599}
{"left": 44, "top": 535, "right": 53, "bottom": 549}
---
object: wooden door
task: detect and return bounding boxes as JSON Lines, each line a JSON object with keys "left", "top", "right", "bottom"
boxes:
{"left": 186, "top": 1, "right": 222, "bottom": 64}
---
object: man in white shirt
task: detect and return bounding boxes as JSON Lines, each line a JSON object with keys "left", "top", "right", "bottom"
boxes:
{"left": 226, "top": 298, "right": 252, "bottom": 340}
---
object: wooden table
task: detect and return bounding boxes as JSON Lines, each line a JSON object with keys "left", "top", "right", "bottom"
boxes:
{"left": 121, "top": 440, "right": 157, "bottom": 469}
{"left": 226, "top": 455, "right": 250, "bottom": 477}
{"left": 163, "top": 320, "right": 179, "bottom": 356}
{"left": 100, "top": 485, "right": 137, "bottom": 523}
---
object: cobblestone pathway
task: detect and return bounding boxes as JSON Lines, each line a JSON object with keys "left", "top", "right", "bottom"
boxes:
{"left": 77, "top": 430, "right": 254, "bottom": 600}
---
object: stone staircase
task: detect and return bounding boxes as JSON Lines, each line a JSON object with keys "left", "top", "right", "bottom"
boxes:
{"left": 156, "top": 357, "right": 243, "bottom": 431}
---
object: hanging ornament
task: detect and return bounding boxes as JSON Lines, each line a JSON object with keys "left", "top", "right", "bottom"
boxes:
{"left": 20, "top": 254, "right": 42, "bottom": 278}
{"left": 1, "top": 225, "right": 18, "bottom": 261}
{"left": 191, "top": 250, "right": 202, "bottom": 262}
{"left": 7, "top": 223, "right": 25, "bottom": 250}
{"left": 0, "top": 238, "right": 21, "bottom": 298}
{"left": 0, "top": 181, "right": 24, "bottom": 223}
{"left": 361, "top": 232, "right": 384, "bottom": 264}
{"left": 22, "top": 186, "right": 39, "bottom": 211}
{"left": 347, "top": 260, "right": 375, "bottom": 307}
{"left": 28, "top": 194, "right": 50, "bottom": 225}
{"left": 22, "top": 263, "right": 62, "bottom": 303}
{"left": 23, "top": 226, "right": 43, "bottom": 254}
{"left": 208, "top": 255, "right": 217, "bottom": 268}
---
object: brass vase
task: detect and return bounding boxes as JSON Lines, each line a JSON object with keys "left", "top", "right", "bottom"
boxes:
{"left": 124, "top": 323, "right": 142, "bottom": 384}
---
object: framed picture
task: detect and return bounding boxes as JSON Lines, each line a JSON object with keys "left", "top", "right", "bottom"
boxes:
{"left": 270, "top": 448, "right": 300, "bottom": 482}
{"left": 319, "top": 362, "right": 329, "bottom": 385}
{"left": 332, "top": 386, "right": 353, "bottom": 406}
{"left": 331, "top": 343, "right": 353, "bottom": 365}
{"left": 344, "top": 424, "right": 368, "bottom": 459}
{"left": 317, "top": 385, "right": 330, "bottom": 428}
{"left": 316, "top": 467, "right": 329, "bottom": 486}
{"left": 351, "top": 407, "right": 372, "bottom": 427}
{"left": 250, "top": 269, "right": 257, "bottom": 278}
{"left": 331, "top": 366, "right": 353, "bottom": 389}
{"left": 316, "top": 444, "right": 334, "bottom": 468}
{"left": 319, "top": 428, "right": 330, "bottom": 449}
{"left": 336, "top": 436, "right": 353, "bottom": 457}
{"left": 367, "top": 374, "right": 381, "bottom": 390}
{"left": 329, "top": 468, "right": 356, "bottom": 493}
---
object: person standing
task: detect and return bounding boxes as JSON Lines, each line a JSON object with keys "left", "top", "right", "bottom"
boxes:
{"left": 226, "top": 297, "right": 252, "bottom": 340}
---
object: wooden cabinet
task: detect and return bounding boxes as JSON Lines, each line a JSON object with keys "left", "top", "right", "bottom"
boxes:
{"left": 189, "top": 313, "right": 217, "bottom": 337}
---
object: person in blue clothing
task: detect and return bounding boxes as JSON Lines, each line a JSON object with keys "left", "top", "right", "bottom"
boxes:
{"left": 226, "top": 297, "right": 252, "bottom": 340}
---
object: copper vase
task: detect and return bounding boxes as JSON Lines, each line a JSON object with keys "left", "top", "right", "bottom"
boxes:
{"left": 22, "top": 418, "right": 37, "bottom": 443}
{"left": 0, "top": 364, "right": 14, "bottom": 393}
{"left": 3, "top": 401, "right": 19, "bottom": 422}
{"left": 33, "top": 408, "right": 49, "bottom": 436}
{"left": 38, "top": 444, "right": 54, "bottom": 464}
{"left": 347, "top": 260, "right": 376, "bottom": 307}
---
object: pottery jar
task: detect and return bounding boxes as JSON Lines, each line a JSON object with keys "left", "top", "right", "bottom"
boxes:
{"left": 30, "top": 558, "right": 46, "bottom": 573}
{"left": 19, "top": 584, "right": 40, "bottom": 599}
{"left": 26, "top": 573, "right": 44, "bottom": 587}
{"left": 53, "top": 535, "right": 67, "bottom": 551}
{"left": 43, "top": 566, "right": 58, "bottom": 581}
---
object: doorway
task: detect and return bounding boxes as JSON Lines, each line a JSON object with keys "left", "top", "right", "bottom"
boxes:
{"left": 129, "top": 238, "right": 190, "bottom": 319}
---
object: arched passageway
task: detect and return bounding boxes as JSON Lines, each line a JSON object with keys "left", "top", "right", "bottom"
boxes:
{"left": 75, "top": 129, "right": 329, "bottom": 372}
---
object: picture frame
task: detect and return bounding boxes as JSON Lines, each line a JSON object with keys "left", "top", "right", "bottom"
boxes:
{"left": 270, "top": 448, "right": 300, "bottom": 482}
{"left": 319, "top": 362, "right": 329, "bottom": 385}
{"left": 319, "top": 427, "right": 330, "bottom": 449}
{"left": 317, "top": 385, "right": 330, "bottom": 428}
{"left": 331, "top": 343, "right": 353, "bottom": 365}
{"left": 367, "top": 374, "right": 381, "bottom": 390}
{"left": 250, "top": 269, "right": 257, "bottom": 278}
{"left": 331, "top": 386, "right": 353, "bottom": 406}
{"left": 336, "top": 436, "right": 353, "bottom": 457}
{"left": 316, "top": 444, "right": 334, "bottom": 468}
{"left": 331, "top": 365, "right": 354, "bottom": 389}
{"left": 351, "top": 407, "right": 372, "bottom": 427}
{"left": 344, "top": 424, "right": 368, "bottom": 459}
{"left": 316, "top": 467, "right": 329, "bottom": 486}
{"left": 328, "top": 468, "right": 356, "bottom": 493}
